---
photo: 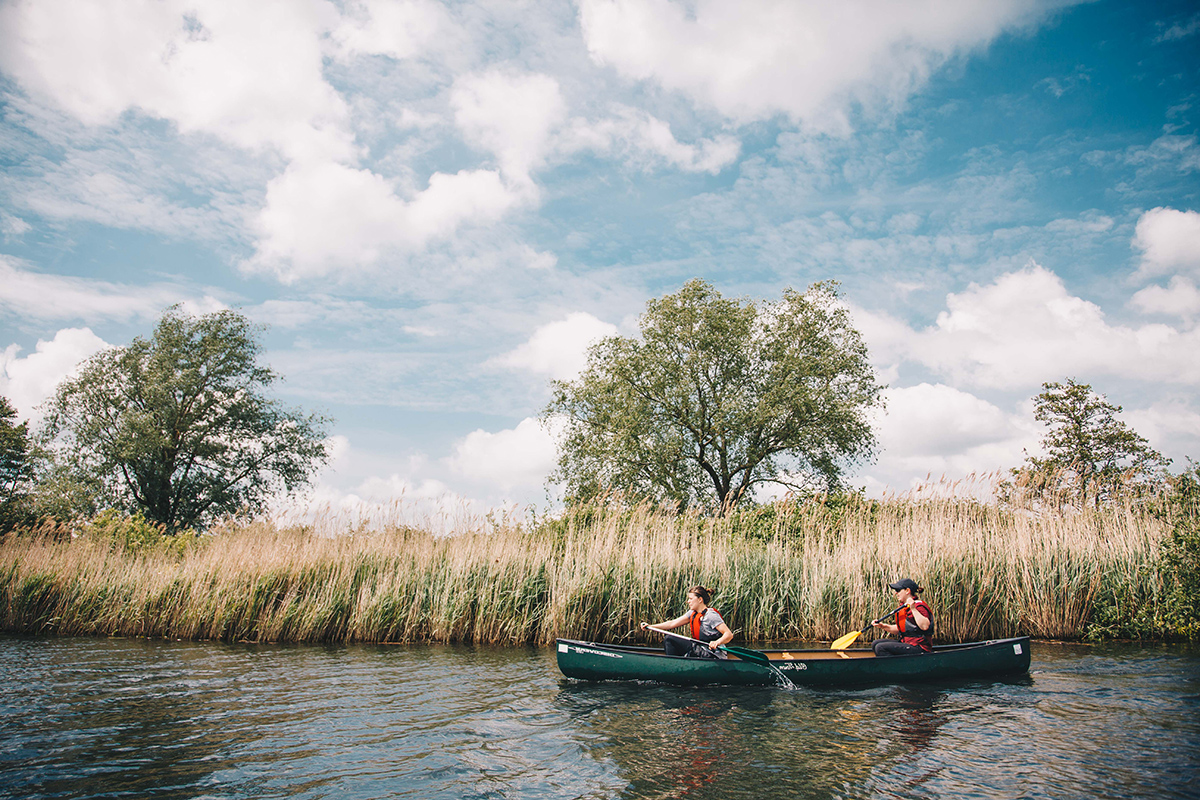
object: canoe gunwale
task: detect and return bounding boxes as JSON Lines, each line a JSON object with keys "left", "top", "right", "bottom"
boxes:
{"left": 558, "top": 636, "right": 1030, "bottom": 659}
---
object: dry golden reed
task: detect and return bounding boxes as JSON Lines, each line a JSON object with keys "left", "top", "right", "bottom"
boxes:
{"left": 0, "top": 495, "right": 1168, "bottom": 646}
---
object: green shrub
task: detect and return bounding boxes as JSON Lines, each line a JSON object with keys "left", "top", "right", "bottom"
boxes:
{"left": 1159, "top": 465, "right": 1200, "bottom": 639}
{"left": 81, "top": 509, "right": 198, "bottom": 558}
{"left": 1084, "top": 569, "right": 1163, "bottom": 641}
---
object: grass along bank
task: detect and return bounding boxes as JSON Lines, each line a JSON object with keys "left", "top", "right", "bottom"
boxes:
{"left": 0, "top": 496, "right": 1176, "bottom": 646}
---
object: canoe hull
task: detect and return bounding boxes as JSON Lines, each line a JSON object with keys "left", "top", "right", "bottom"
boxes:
{"left": 556, "top": 637, "right": 1032, "bottom": 687}
{"left": 557, "top": 639, "right": 777, "bottom": 686}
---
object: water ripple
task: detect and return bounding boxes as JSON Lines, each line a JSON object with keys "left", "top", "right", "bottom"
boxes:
{"left": 1, "top": 637, "right": 1197, "bottom": 799}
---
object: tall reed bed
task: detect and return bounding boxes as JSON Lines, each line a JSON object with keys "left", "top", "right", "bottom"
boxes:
{"left": 0, "top": 497, "right": 1169, "bottom": 645}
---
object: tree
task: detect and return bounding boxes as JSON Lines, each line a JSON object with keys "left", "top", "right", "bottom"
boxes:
{"left": 0, "top": 395, "right": 35, "bottom": 531}
{"left": 42, "top": 307, "right": 331, "bottom": 530}
{"left": 544, "top": 279, "right": 884, "bottom": 513}
{"left": 1017, "top": 378, "right": 1169, "bottom": 508}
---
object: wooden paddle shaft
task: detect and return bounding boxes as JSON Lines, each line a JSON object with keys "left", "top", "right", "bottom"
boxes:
{"left": 642, "top": 623, "right": 741, "bottom": 645}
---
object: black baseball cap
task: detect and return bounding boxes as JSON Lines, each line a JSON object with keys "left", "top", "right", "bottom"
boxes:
{"left": 888, "top": 578, "right": 920, "bottom": 593}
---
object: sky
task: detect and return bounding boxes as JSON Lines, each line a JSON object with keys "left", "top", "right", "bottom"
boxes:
{"left": 1, "top": 0, "right": 1199, "bottom": 524}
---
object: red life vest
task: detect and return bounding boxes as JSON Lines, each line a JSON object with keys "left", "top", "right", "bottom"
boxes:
{"left": 898, "top": 601, "right": 933, "bottom": 651}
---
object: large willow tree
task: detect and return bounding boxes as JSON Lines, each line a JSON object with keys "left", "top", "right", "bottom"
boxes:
{"left": 43, "top": 307, "right": 330, "bottom": 530}
{"left": 545, "top": 279, "right": 884, "bottom": 513}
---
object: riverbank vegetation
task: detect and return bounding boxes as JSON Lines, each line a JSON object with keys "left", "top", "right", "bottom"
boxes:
{"left": 2, "top": 294, "right": 1196, "bottom": 647}
{"left": 3, "top": 484, "right": 1195, "bottom": 646}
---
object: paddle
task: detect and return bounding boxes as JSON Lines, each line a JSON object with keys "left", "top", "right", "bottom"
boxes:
{"left": 641, "top": 624, "right": 772, "bottom": 666}
{"left": 830, "top": 605, "right": 906, "bottom": 650}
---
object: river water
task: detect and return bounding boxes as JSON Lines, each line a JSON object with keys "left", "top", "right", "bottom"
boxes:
{"left": 1, "top": 636, "right": 1197, "bottom": 799}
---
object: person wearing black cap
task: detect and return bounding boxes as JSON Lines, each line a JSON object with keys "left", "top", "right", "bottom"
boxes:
{"left": 872, "top": 578, "right": 933, "bottom": 656}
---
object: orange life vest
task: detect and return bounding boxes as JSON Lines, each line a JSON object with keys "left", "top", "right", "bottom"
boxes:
{"left": 690, "top": 607, "right": 719, "bottom": 641}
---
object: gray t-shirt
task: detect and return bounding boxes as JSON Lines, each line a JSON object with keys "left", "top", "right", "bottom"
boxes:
{"left": 692, "top": 608, "right": 725, "bottom": 641}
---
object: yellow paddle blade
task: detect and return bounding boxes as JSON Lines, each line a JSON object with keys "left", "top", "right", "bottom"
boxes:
{"left": 830, "top": 630, "right": 862, "bottom": 650}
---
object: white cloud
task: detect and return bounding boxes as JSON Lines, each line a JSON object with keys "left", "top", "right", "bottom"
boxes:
{"left": 865, "top": 384, "right": 1037, "bottom": 493}
{"left": 0, "top": 1, "right": 770, "bottom": 286}
{"left": 1044, "top": 213, "right": 1113, "bottom": 234}
{"left": 520, "top": 245, "right": 558, "bottom": 271}
{"left": 1, "top": 212, "right": 32, "bottom": 241}
{"left": 277, "top": 473, "right": 479, "bottom": 534}
{"left": 1133, "top": 207, "right": 1200, "bottom": 279}
{"left": 0, "top": 98, "right": 263, "bottom": 243}
{"left": 275, "top": 426, "right": 561, "bottom": 531}
{"left": 324, "top": 434, "right": 352, "bottom": 465}
{"left": 0, "top": 0, "right": 355, "bottom": 163}
{"left": 17, "top": 161, "right": 228, "bottom": 238}
{"left": 0, "top": 327, "right": 110, "bottom": 422}
{"left": 350, "top": 473, "right": 452, "bottom": 504}
{"left": 244, "top": 160, "right": 520, "bottom": 280}
{"left": 451, "top": 69, "right": 567, "bottom": 187}
{"left": 330, "top": 0, "right": 446, "bottom": 60}
{"left": 563, "top": 106, "right": 740, "bottom": 174}
{"left": 857, "top": 263, "right": 1200, "bottom": 389}
{"left": 0, "top": 1, "right": 550, "bottom": 281}
{"left": 1131, "top": 276, "right": 1200, "bottom": 320}
{"left": 1156, "top": 13, "right": 1200, "bottom": 43}
{"left": 1084, "top": 135, "right": 1200, "bottom": 175}
{"left": 580, "top": 0, "right": 1046, "bottom": 129}
{"left": 492, "top": 312, "right": 619, "bottom": 380}
{"left": 876, "top": 383, "right": 1017, "bottom": 457}
{"left": 249, "top": 299, "right": 336, "bottom": 329}
{"left": 886, "top": 212, "right": 923, "bottom": 234}
{"left": 1124, "top": 398, "right": 1200, "bottom": 466}
{"left": 0, "top": 257, "right": 225, "bottom": 324}
{"left": 446, "top": 416, "right": 561, "bottom": 493}
{"left": 272, "top": 437, "right": 486, "bottom": 533}
{"left": 246, "top": 161, "right": 405, "bottom": 279}
{"left": 406, "top": 168, "right": 521, "bottom": 241}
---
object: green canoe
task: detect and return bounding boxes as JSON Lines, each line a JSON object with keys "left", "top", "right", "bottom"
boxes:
{"left": 555, "top": 636, "right": 1031, "bottom": 687}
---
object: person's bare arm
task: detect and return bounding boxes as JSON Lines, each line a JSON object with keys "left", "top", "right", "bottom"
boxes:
{"left": 642, "top": 613, "right": 691, "bottom": 632}
{"left": 908, "top": 601, "right": 930, "bottom": 630}
{"left": 709, "top": 622, "right": 734, "bottom": 649}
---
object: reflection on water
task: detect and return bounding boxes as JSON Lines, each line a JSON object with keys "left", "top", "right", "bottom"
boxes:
{"left": 0, "top": 636, "right": 1197, "bottom": 800}
{"left": 0, "top": 639, "right": 624, "bottom": 800}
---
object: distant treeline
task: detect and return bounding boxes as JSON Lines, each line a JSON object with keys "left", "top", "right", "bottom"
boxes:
{"left": 3, "top": 486, "right": 1197, "bottom": 645}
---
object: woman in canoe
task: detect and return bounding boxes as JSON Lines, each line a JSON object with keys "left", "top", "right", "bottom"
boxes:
{"left": 641, "top": 585, "right": 734, "bottom": 659}
{"left": 873, "top": 578, "right": 933, "bottom": 656}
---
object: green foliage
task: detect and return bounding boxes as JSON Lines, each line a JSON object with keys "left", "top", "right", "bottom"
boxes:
{"left": 28, "top": 461, "right": 102, "bottom": 527}
{"left": 1158, "top": 463, "right": 1200, "bottom": 639}
{"left": 1012, "top": 378, "right": 1170, "bottom": 509}
{"left": 1083, "top": 462, "right": 1200, "bottom": 641}
{"left": 1084, "top": 570, "right": 1164, "bottom": 641}
{"left": 546, "top": 279, "right": 883, "bottom": 514}
{"left": 0, "top": 395, "right": 35, "bottom": 532}
{"left": 725, "top": 493, "right": 879, "bottom": 543}
{"left": 81, "top": 509, "right": 198, "bottom": 557}
{"left": 41, "top": 306, "right": 331, "bottom": 530}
